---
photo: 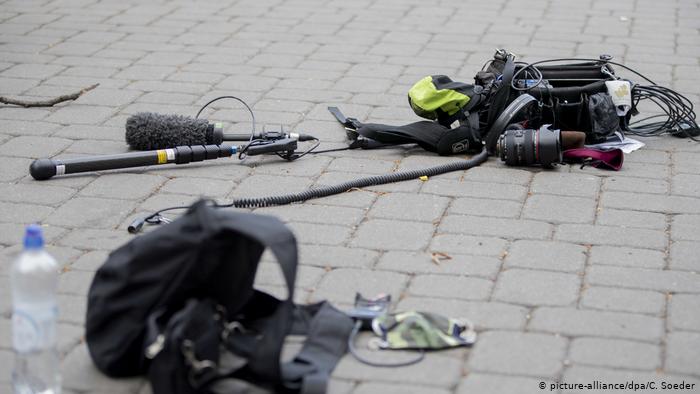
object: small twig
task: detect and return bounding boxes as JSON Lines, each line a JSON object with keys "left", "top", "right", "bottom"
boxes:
{"left": 0, "top": 83, "right": 99, "bottom": 108}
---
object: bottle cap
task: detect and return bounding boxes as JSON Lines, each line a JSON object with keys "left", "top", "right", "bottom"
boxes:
{"left": 23, "top": 224, "right": 44, "bottom": 250}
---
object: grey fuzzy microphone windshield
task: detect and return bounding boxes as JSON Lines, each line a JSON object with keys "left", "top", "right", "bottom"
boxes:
{"left": 125, "top": 112, "right": 220, "bottom": 150}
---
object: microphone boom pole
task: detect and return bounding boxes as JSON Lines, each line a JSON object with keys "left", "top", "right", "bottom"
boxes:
{"left": 30, "top": 138, "right": 301, "bottom": 180}
{"left": 30, "top": 144, "right": 236, "bottom": 180}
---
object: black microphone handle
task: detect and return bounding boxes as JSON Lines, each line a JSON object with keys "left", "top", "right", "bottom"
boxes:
{"left": 30, "top": 144, "right": 235, "bottom": 180}
{"left": 222, "top": 132, "right": 262, "bottom": 141}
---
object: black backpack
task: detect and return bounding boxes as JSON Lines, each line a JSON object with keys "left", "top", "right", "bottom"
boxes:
{"left": 85, "top": 200, "right": 353, "bottom": 393}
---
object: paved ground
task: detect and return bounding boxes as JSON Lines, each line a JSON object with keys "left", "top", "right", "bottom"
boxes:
{"left": 1, "top": 0, "right": 700, "bottom": 393}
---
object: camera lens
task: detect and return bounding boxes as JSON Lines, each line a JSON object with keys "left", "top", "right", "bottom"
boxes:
{"left": 497, "top": 125, "right": 562, "bottom": 167}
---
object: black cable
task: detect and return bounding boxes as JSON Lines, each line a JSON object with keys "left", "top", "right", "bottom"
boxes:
{"left": 347, "top": 321, "right": 425, "bottom": 368}
{"left": 195, "top": 95, "right": 257, "bottom": 138}
{"left": 228, "top": 148, "right": 488, "bottom": 208}
{"left": 130, "top": 148, "right": 489, "bottom": 232}
{"left": 625, "top": 84, "right": 699, "bottom": 139}
{"left": 510, "top": 61, "right": 544, "bottom": 91}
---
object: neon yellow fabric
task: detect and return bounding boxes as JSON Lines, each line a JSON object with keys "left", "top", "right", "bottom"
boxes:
{"left": 409, "top": 76, "right": 471, "bottom": 118}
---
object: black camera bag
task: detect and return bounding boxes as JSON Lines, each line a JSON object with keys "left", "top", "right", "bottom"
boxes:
{"left": 86, "top": 200, "right": 353, "bottom": 393}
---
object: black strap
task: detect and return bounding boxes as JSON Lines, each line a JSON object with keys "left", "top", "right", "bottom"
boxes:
{"left": 484, "top": 93, "right": 537, "bottom": 154}
{"left": 484, "top": 55, "right": 516, "bottom": 135}
{"left": 282, "top": 303, "right": 354, "bottom": 394}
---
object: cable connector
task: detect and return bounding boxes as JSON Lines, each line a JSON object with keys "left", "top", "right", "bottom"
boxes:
{"left": 127, "top": 217, "right": 146, "bottom": 234}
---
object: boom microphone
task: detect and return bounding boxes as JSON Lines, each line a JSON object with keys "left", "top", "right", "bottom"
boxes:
{"left": 125, "top": 112, "right": 315, "bottom": 150}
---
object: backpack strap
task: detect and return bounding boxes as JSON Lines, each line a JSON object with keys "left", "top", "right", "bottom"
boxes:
{"left": 485, "top": 54, "right": 516, "bottom": 130}
{"left": 282, "top": 302, "right": 354, "bottom": 394}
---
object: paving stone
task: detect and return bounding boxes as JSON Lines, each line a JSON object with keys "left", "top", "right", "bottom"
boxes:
{"left": 562, "top": 365, "right": 699, "bottom": 394}
{"left": 671, "top": 173, "right": 700, "bottom": 197}
{"left": 310, "top": 268, "right": 408, "bottom": 304}
{"left": 581, "top": 286, "right": 665, "bottom": 315}
{"left": 468, "top": 331, "right": 567, "bottom": 378}
{"left": 138, "top": 193, "right": 201, "bottom": 213}
{"left": 57, "top": 293, "right": 87, "bottom": 325}
{"left": 666, "top": 331, "right": 700, "bottom": 376}
{"left": 422, "top": 179, "right": 528, "bottom": 201}
{"left": 505, "top": 240, "right": 586, "bottom": 273}
{"left": 230, "top": 174, "right": 312, "bottom": 199}
{"left": 0, "top": 120, "right": 61, "bottom": 137}
{"left": 44, "top": 105, "right": 116, "bottom": 125}
{"left": 602, "top": 176, "right": 669, "bottom": 194}
{"left": 255, "top": 204, "right": 365, "bottom": 226}
{"left": 0, "top": 135, "right": 73, "bottom": 158}
{"left": 79, "top": 174, "right": 167, "bottom": 200}
{"left": 531, "top": 172, "right": 600, "bottom": 197}
{"left": 218, "top": 75, "right": 278, "bottom": 91}
{"left": 60, "top": 344, "right": 143, "bottom": 392}
{"left": 462, "top": 166, "right": 532, "bottom": 185}
{"left": 670, "top": 241, "right": 700, "bottom": 272}
{"left": 352, "top": 382, "right": 449, "bottom": 394}
{"left": 589, "top": 245, "right": 665, "bottom": 269}
{"left": 46, "top": 197, "right": 136, "bottom": 229}
{"left": 376, "top": 251, "right": 501, "bottom": 279}
{"left": 439, "top": 215, "right": 553, "bottom": 240}
{"left": 53, "top": 124, "right": 124, "bottom": 141}
{"left": 529, "top": 307, "right": 664, "bottom": 342}
{"left": 148, "top": 159, "right": 251, "bottom": 181}
{"left": 249, "top": 155, "right": 332, "bottom": 178}
{"left": 671, "top": 214, "right": 700, "bottom": 241}
{"left": 408, "top": 274, "right": 492, "bottom": 301}
{"left": 58, "top": 228, "right": 132, "bottom": 251}
{"left": 58, "top": 270, "right": 95, "bottom": 296}
{"left": 448, "top": 197, "right": 523, "bottom": 218}
{"left": 397, "top": 297, "right": 528, "bottom": 330}
{"left": 334, "top": 352, "right": 461, "bottom": 387}
{"left": 601, "top": 191, "right": 700, "bottom": 214}
{"left": 493, "top": 269, "right": 580, "bottom": 307}
{"left": 72, "top": 88, "right": 142, "bottom": 107}
{"left": 368, "top": 192, "right": 449, "bottom": 222}
{"left": 674, "top": 152, "right": 700, "bottom": 174}
{"left": 298, "top": 244, "right": 378, "bottom": 269}
{"left": 326, "top": 157, "right": 396, "bottom": 174}
{"left": 569, "top": 337, "right": 661, "bottom": 370}
{"left": 255, "top": 263, "right": 324, "bottom": 290}
{"left": 1, "top": 63, "right": 64, "bottom": 79}
{"left": 0, "top": 222, "right": 66, "bottom": 248}
{"left": 587, "top": 265, "right": 700, "bottom": 293}
{"left": 523, "top": 194, "right": 596, "bottom": 224}
{"left": 555, "top": 224, "right": 667, "bottom": 250}
{"left": 0, "top": 156, "right": 33, "bottom": 182}
{"left": 0, "top": 202, "right": 54, "bottom": 224}
{"left": 668, "top": 294, "right": 700, "bottom": 332}
{"left": 70, "top": 250, "right": 109, "bottom": 271}
{"left": 596, "top": 208, "right": 667, "bottom": 230}
{"left": 430, "top": 234, "right": 507, "bottom": 257}
{"left": 456, "top": 373, "right": 545, "bottom": 394}
{"left": 351, "top": 219, "right": 435, "bottom": 251}
{"left": 286, "top": 222, "right": 352, "bottom": 246}
{"left": 0, "top": 183, "right": 76, "bottom": 205}
{"left": 159, "top": 177, "right": 236, "bottom": 198}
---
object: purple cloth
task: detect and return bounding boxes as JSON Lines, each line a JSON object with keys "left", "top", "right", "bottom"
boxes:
{"left": 563, "top": 148, "right": 624, "bottom": 171}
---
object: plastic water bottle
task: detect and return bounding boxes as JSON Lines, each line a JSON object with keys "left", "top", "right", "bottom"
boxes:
{"left": 11, "top": 224, "right": 61, "bottom": 394}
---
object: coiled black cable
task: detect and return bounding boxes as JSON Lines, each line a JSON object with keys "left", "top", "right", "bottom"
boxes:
{"left": 129, "top": 148, "right": 489, "bottom": 232}
{"left": 225, "top": 148, "right": 488, "bottom": 208}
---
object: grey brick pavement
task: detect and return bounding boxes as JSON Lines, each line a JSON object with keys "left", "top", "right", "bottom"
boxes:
{"left": 1, "top": 0, "right": 699, "bottom": 393}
